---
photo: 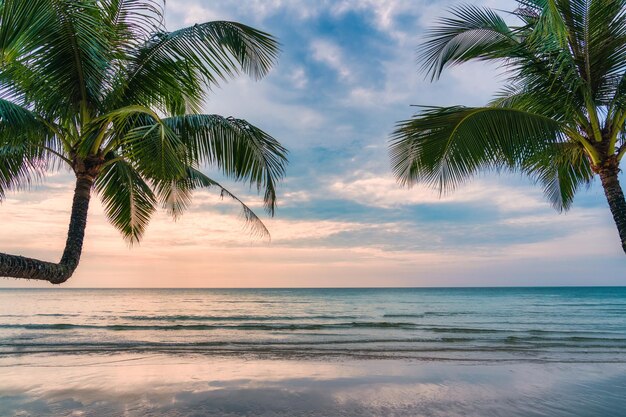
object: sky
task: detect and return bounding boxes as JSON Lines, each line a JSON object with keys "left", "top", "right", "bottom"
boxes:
{"left": 1, "top": 0, "right": 625, "bottom": 288}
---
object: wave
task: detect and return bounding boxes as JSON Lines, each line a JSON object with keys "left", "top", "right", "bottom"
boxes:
{"left": 4, "top": 337, "right": 624, "bottom": 349}
{"left": 383, "top": 312, "right": 470, "bottom": 318}
{"left": 0, "top": 337, "right": 464, "bottom": 348}
{"left": 208, "top": 300, "right": 313, "bottom": 304}
{"left": 5, "top": 334, "right": 624, "bottom": 348}
{"left": 121, "top": 314, "right": 359, "bottom": 322}
{"left": 2, "top": 341, "right": 625, "bottom": 363}
{"left": 426, "top": 327, "right": 504, "bottom": 334}
{"left": 422, "top": 326, "right": 624, "bottom": 336}
{"left": 498, "top": 335, "right": 625, "bottom": 346}
{"left": 3, "top": 322, "right": 623, "bottom": 337}
{"left": 0, "top": 321, "right": 418, "bottom": 331}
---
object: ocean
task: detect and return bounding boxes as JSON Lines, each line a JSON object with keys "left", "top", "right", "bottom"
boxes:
{"left": 1, "top": 287, "right": 626, "bottom": 416}
{"left": 2, "top": 287, "right": 625, "bottom": 362}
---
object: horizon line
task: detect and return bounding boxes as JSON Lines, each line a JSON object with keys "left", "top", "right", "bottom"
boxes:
{"left": 1, "top": 285, "right": 625, "bottom": 289}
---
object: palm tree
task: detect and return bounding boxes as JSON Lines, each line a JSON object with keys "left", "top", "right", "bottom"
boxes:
{"left": 0, "top": 0, "right": 287, "bottom": 284}
{"left": 390, "top": 0, "right": 626, "bottom": 253}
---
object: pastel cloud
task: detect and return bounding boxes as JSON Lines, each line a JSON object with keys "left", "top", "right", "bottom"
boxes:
{"left": 311, "top": 39, "right": 352, "bottom": 81}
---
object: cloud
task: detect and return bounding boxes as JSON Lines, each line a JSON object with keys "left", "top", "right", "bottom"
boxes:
{"left": 327, "top": 171, "right": 548, "bottom": 213}
{"left": 288, "top": 67, "right": 309, "bottom": 89}
{"left": 310, "top": 39, "right": 352, "bottom": 81}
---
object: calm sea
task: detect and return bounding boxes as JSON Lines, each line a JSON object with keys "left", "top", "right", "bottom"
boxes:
{"left": 1, "top": 287, "right": 625, "bottom": 362}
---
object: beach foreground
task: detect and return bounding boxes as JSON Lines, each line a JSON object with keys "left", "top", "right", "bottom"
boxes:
{"left": 1, "top": 354, "right": 626, "bottom": 416}
{"left": 1, "top": 288, "right": 625, "bottom": 416}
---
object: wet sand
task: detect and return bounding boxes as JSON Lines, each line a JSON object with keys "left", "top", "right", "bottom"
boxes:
{"left": 1, "top": 354, "right": 625, "bottom": 416}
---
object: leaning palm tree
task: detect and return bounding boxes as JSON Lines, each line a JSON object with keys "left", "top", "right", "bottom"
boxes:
{"left": 390, "top": 0, "right": 626, "bottom": 253}
{"left": 0, "top": 0, "right": 287, "bottom": 283}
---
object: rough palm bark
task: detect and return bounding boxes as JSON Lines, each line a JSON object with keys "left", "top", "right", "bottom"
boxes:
{"left": 0, "top": 174, "right": 94, "bottom": 284}
{"left": 597, "top": 157, "right": 626, "bottom": 254}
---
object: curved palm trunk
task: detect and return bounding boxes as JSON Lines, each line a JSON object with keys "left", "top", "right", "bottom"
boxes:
{"left": 0, "top": 175, "right": 93, "bottom": 284}
{"left": 598, "top": 164, "right": 626, "bottom": 254}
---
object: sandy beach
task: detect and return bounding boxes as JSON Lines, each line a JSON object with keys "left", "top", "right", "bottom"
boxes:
{"left": 2, "top": 354, "right": 626, "bottom": 416}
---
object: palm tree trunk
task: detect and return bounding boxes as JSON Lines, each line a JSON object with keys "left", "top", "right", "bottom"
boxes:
{"left": 0, "top": 174, "right": 93, "bottom": 284}
{"left": 598, "top": 163, "right": 626, "bottom": 254}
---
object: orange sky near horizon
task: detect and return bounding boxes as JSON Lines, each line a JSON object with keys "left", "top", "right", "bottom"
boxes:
{"left": 1, "top": 171, "right": 622, "bottom": 288}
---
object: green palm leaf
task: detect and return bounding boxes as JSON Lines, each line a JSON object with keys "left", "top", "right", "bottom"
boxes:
{"left": 0, "top": 144, "right": 45, "bottom": 200}
{"left": 390, "top": 106, "right": 564, "bottom": 193}
{"left": 163, "top": 114, "right": 288, "bottom": 215}
{"left": 0, "top": 99, "right": 63, "bottom": 193}
{"left": 95, "top": 157, "right": 157, "bottom": 243}
{"left": 117, "top": 21, "right": 279, "bottom": 114}
{"left": 522, "top": 142, "right": 594, "bottom": 211}
{"left": 0, "top": 98, "right": 48, "bottom": 140}
{"left": 120, "top": 121, "right": 187, "bottom": 180}
{"left": 100, "top": 0, "right": 164, "bottom": 47}
{"left": 4, "top": 0, "right": 112, "bottom": 119}
{"left": 420, "top": 5, "right": 517, "bottom": 80}
{"left": 153, "top": 167, "right": 270, "bottom": 237}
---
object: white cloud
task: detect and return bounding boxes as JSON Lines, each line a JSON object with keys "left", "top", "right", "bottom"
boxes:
{"left": 327, "top": 171, "right": 547, "bottom": 213}
{"left": 311, "top": 39, "right": 352, "bottom": 81}
{"left": 288, "top": 67, "right": 309, "bottom": 89}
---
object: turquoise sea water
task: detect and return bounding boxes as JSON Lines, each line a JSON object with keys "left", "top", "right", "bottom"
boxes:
{"left": 1, "top": 287, "right": 625, "bottom": 362}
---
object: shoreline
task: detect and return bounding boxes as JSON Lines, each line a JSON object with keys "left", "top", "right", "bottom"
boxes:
{"left": 2, "top": 353, "right": 626, "bottom": 416}
{"left": 3, "top": 350, "right": 626, "bottom": 364}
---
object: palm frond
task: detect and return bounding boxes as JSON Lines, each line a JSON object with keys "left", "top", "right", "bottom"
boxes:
{"left": 11, "top": 0, "right": 113, "bottom": 119}
{"left": 153, "top": 166, "right": 270, "bottom": 237}
{"left": 100, "top": 0, "right": 164, "bottom": 47}
{"left": 0, "top": 98, "right": 65, "bottom": 172}
{"left": 390, "top": 106, "right": 564, "bottom": 193}
{"left": 95, "top": 156, "right": 157, "bottom": 243}
{"left": 119, "top": 120, "right": 187, "bottom": 180}
{"left": 0, "top": 0, "right": 55, "bottom": 61}
{"left": 522, "top": 141, "right": 594, "bottom": 211}
{"left": 420, "top": 4, "right": 517, "bottom": 80}
{"left": 0, "top": 98, "right": 48, "bottom": 139}
{"left": 0, "top": 144, "right": 46, "bottom": 200}
{"left": 114, "top": 20, "right": 279, "bottom": 114}
{"left": 78, "top": 104, "right": 160, "bottom": 155}
{"left": 162, "top": 114, "right": 287, "bottom": 215}
{"left": 0, "top": 1, "right": 59, "bottom": 110}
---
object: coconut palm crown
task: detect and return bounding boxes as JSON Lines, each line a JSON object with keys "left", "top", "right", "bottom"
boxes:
{"left": 390, "top": 0, "right": 626, "bottom": 254}
{"left": 0, "top": 0, "right": 288, "bottom": 283}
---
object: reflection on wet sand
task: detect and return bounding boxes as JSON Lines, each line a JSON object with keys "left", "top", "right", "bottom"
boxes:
{"left": 1, "top": 354, "right": 625, "bottom": 416}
